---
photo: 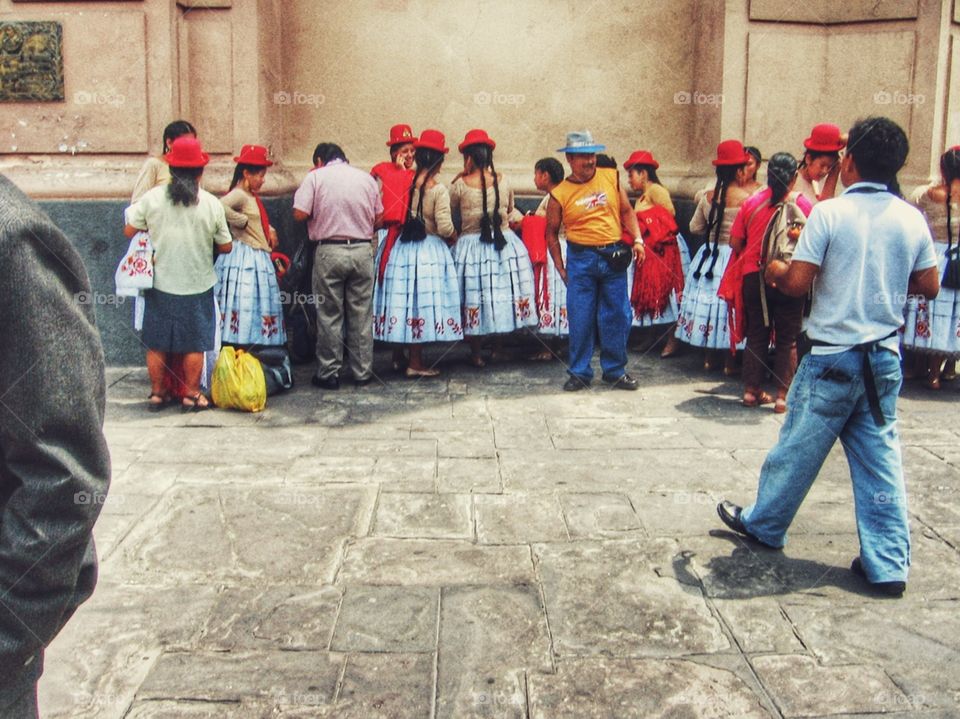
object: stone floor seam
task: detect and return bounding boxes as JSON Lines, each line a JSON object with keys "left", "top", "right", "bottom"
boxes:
{"left": 530, "top": 547, "right": 559, "bottom": 672}
{"left": 431, "top": 587, "right": 443, "bottom": 719}
{"left": 697, "top": 577, "right": 788, "bottom": 718}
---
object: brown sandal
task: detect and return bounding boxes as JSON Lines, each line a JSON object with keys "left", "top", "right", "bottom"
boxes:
{"left": 181, "top": 393, "right": 211, "bottom": 413}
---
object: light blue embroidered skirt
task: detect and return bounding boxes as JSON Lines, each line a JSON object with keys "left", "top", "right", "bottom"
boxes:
{"left": 215, "top": 241, "right": 286, "bottom": 346}
{"left": 455, "top": 230, "right": 538, "bottom": 336}
{"left": 675, "top": 242, "right": 744, "bottom": 350}
{"left": 373, "top": 234, "right": 463, "bottom": 343}
{"left": 902, "top": 242, "right": 960, "bottom": 357}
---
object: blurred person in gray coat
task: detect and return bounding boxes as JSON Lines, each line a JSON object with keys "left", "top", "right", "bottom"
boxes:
{"left": 0, "top": 174, "right": 111, "bottom": 717}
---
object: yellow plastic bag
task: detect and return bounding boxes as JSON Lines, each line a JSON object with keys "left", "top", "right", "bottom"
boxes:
{"left": 211, "top": 347, "right": 267, "bottom": 412}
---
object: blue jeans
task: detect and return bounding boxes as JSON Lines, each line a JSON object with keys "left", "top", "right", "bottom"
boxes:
{"left": 741, "top": 347, "right": 910, "bottom": 583}
{"left": 565, "top": 244, "right": 631, "bottom": 381}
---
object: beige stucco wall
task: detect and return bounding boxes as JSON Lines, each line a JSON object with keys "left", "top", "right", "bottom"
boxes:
{"left": 0, "top": 0, "right": 957, "bottom": 199}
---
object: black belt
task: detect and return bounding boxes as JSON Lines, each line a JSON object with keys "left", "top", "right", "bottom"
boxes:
{"left": 567, "top": 241, "right": 622, "bottom": 252}
{"left": 806, "top": 330, "right": 897, "bottom": 427}
{"left": 317, "top": 237, "right": 370, "bottom": 245}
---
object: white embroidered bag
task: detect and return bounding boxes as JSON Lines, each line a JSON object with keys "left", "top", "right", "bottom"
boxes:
{"left": 115, "top": 231, "right": 154, "bottom": 295}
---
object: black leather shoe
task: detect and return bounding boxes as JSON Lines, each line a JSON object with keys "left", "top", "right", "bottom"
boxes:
{"left": 716, "top": 501, "right": 779, "bottom": 549}
{"left": 311, "top": 375, "right": 340, "bottom": 390}
{"left": 851, "top": 557, "right": 905, "bottom": 597}
{"left": 563, "top": 376, "right": 590, "bottom": 392}
{"left": 353, "top": 377, "right": 375, "bottom": 388}
{"left": 602, "top": 373, "right": 639, "bottom": 390}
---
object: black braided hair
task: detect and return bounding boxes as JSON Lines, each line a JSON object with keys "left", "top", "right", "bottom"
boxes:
{"left": 942, "top": 147, "right": 960, "bottom": 253}
{"left": 693, "top": 164, "right": 742, "bottom": 279}
{"left": 407, "top": 146, "right": 445, "bottom": 220}
{"left": 463, "top": 144, "right": 506, "bottom": 250}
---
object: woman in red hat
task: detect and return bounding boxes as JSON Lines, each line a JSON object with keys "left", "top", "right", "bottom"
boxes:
{"left": 215, "top": 144, "right": 286, "bottom": 349}
{"left": 128, "top": 120, "right": 200, "bottom": 400}
{"left": 372, "top": 130, "right": 463, "bottom": 376}
{"left": 123, "top": 136, "right": 233, "bottom": 411}
{"left": 795, "top": 123, "right": 846, "bottom": 204}
{"left": 675, "top": 140, "right": 752, "bottom": 372}
{"left": 903, "top": 145, "right": 960, "bottom": 388}
{"left": 450, "top": 129, "right": 537, "bottom": 366}
{"left": 623, "top": 150, "right": 689, "bottom": 358}
{"left": 371, "top": 124, "right": 417, "bottom": 370}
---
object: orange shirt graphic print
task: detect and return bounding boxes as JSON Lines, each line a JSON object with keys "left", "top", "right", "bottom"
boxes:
{"left": 575, "top": 191, "right": 608, "bottom": 210}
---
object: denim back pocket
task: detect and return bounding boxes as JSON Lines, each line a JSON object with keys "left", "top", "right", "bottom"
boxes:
{"left": 810, "top": 363, "right": 858, "bottom": 417}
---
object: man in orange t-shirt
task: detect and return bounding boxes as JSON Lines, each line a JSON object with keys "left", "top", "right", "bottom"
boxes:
{"left": 545, "top": 131, "right": 644, "bottom": 391}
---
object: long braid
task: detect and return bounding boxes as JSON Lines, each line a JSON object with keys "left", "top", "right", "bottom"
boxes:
{"left": 705, "top": 178, "right": 729, "bottom": 279}
{"left": 489, "top": 156, "right": 506, "bottom": 250}
{"left": 693, "top": 176, "right": 724, "bottom": 279}
{"left": 479, "top": 159, "right": 492, "bottom": 244}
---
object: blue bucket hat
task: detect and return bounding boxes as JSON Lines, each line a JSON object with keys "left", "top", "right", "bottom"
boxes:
{"left": 557, "top": 130, "right": 606, "bottom": 154}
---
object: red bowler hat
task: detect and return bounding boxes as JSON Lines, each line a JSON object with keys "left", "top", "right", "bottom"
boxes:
{"left": 712, "top": 139, "right": 751, "bottom": 166}
{"left": 415, "top": 129, "right": 449, "bottom": 154}
{"left": 623, "top": 150, "right": 660, "bottom": 170}
{"left": 233, "top": 144, "right": 273, "bottom": 167}
{"left": 804, "top": 123, "right": 846, "bottom": 153}
{"left": 458, "top": 128, "right": 496, "bottom": 152}
{"left": 164, "top": 136, "right": 210, "bottom": 168}
{"left": 949, "top": 145, "right": 960, "bottom": 152}
{"left": 387, "top": 124, "right": 417, "bottom": 147}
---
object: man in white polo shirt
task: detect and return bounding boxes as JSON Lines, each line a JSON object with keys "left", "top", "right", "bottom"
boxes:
{"left": 717, "top": 117, "right": 940, "bottom": 597}
{"left": 293, "top": 144, "right": 383, "bottom": 389}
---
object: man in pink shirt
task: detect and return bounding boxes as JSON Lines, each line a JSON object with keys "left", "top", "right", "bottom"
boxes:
{"left": 293, "top": 144, "right": 383, "bottom": 389}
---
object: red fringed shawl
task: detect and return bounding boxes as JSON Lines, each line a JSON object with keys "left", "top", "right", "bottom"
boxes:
{"left": 371, "top": 163, "right": 414, "bottom": 284}
{"left": 629, "top": 206, "right": 684, "bottom": 320}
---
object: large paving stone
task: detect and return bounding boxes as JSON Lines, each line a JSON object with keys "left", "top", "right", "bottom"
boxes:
{"left": 125, "top": 700, "right": 271, "bottom": 718}
{"left": 331, "top": 585, "right": 439, "bottom": 652}
{"left": 333, "top": 652, "right": 435, "bottom": 718}
{"left": 438, "top": 456, "right": 501, "bottom": 493}
{"left": 712, "top": 598, "right": 805, "bottom": 654}
{"left": 339, "top": 538, "right": 535, "bottom": 585}
{"left": 199, "top": 586, "right": 341, "bottom": 651}
{"left": 373, "top": 455, "right": 438, "bottom": 492}
{"left": 750, "top": 654, "right": 908, "bottom": 718}
{"left": 137, "top": 651, "right": 342, "bottom": 704}
{"left": 373, "top": 493, "right": 472, "bottom": 539}
{"left": 285, "top": 454, "right": 377, "bottom": 484}
{"left": 558, "top": 492, "right": 644, "bottom": 539}
{"left": 499, "top": 448, "right": 756, "bottom": 494}
{"left": 527, "top": 658, "right": 771, "bottom": 718}
{"left": 536, "top": 541, "right": 729, "bottom": 657}
{"left": 783, "top": 601, "right": 960, "bottom": 710}
{"left": 437, "top": 585, "right": 551, "bottom": 719}
{"left": 475, "top": 494, "right": 568, "bottom": 544}
{"left": 113, "top": 486, "right": 373, "bottom": 584}
{"left": 40, "top": 583, "right": 220, "bottom": 719}
{"left": 547, "top": 416, "right": 703, "bottom": 450}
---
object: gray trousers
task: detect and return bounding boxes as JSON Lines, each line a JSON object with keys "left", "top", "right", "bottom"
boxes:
{"left": 312, "top": 242, "right": 375, "bottom": 381}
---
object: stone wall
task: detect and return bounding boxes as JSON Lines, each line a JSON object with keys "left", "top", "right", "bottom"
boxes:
{"left": 1, "top": 0, "right": 957, "bottom": 198}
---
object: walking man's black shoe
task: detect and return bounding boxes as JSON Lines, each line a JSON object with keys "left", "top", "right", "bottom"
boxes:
{"left": 311, "top": 375, "right": 340, "bottom": 390}
{"left": 716, "top": 501, "right": 780, "bottom": 549}
{"left": 563, "top": 376, "right": 590, "bottom": 392}
{"left": 851, "top": 557, "right": 905, "bottom": 597}
{"left": 602, "top": 373, "right": 639, "bottom": 390}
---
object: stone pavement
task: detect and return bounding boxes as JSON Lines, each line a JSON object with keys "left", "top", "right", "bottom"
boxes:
{"left": 38, "top": 345, "right": 960, "bottom": 718}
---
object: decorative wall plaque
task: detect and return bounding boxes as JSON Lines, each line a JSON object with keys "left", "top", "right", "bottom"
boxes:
{"left": 0, "top": 21, "right": 64, "bottom": 102}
